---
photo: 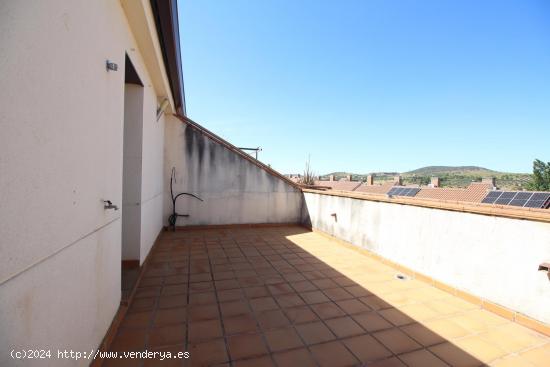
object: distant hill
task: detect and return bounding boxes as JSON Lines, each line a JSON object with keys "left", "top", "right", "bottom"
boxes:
{"left": 324, "top": 166, "right": 500, "bottom": 178}
{"left": 318, "top": 165, "right": 532, "bottom": 190}
{"left": 404, "top": 166, "right": 499, "bottom": 177}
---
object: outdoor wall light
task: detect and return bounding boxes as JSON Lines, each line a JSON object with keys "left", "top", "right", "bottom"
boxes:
{"left": 157, "top": 98, "right": 169, "bottom": 121}
{"left": 106, "top": 60, "right": 118, "bottom": 71}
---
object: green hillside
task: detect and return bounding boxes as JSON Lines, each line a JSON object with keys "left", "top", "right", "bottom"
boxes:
{"left": 405, "top": 166, "right": 499, "bottom": 176}
{"left": 321, "top": 166, "right": 533, "bottom": 190}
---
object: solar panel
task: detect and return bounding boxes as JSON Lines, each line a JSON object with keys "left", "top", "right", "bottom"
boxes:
{"left": 481, "top": 191, "right": 502, "bottom": 204}
{"left": 509, "top": 192, "right": 534, "bottom": 207}
{"left": 482, "top": 190, "right": 550, "bottom": 209}
{"left": 387, "top": 187, "right": 401, "bottom": 196}
{"left": 509, "top": 199, "right": 528, "bottom": 207}
{"left": 494, "top": 198, "right": 513, "bottom": 205}
{"left": 400, "top": 188, "right": 412, "bottom": 196}
{"left": 494, "top": 191, "right": 518, "bottom": 205}
{"left": 388, "top": 187, "right": 403, "bottom": 196}
{"left": 394, "top": 187, "right": 406, "bottom": 196}
{"left": 524, "top": 200, "right": 547, "bottom": 209}
{"left": 524, "top": 193, "right": 550, "bottom": 209}
{"left": 530, "top": 193, "right": 550, "bottom": 201}
{"left": 514, "top": 192, "right": 533, "bottom": 200}
{"left": 485, "top": 191, "right": 503, "bottom": 198}
{"left": 500, "top": 191, "right": 517, "bottom": 199}
{"left": 387, "top": 187, "right": 420, "bottom": 197}
{"left": 406, "top": 188, "right": 421, "bottom": 197}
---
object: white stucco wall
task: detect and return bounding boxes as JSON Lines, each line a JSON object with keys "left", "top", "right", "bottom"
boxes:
{"left": 121, "top": 82, "right": 165, "bottom": 264}
{"left": 139, "top": 97, "right": 165, "bottom": 265}
{"left": 302, "top": 192, "right": 550, "bottom": 325}
{"left": 0, "top": 222, "right": 121, "bottom": 367}
{"left": 164, "top": 117, "right": 303, "bottom": 226}
{"left": 0, "top": 1, "right": 166, "bottom": 365}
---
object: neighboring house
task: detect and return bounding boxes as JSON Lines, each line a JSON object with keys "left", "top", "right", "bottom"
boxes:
{"left": 313, "top": 176, "right": 494, "bottom": 204}
{"left": 354, "top": 181, "right": 397, "bottom": 195}
{"left": 286, "top": 174, "right": 302, "bottom": 183}
{"left": 314, "top": 174, "right": 366, "bottom": 191}
{"left": 313, "top": 180, "right": 363, "bottom": 191}
{"left": 415, "top": 182, "right": 494, "bottom": 203}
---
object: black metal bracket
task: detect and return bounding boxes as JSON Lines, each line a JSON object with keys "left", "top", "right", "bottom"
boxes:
{"left": 168, "top": 167, "right": 203, "bottom": 231}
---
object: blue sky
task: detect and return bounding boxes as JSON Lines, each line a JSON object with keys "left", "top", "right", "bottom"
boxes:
{"left": 178, "top": 0, "right": 550, "bottom": 174}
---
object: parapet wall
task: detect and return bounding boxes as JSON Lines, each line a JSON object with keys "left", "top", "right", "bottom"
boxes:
{"left": 302, "top": 189, "right": 550, "bottom": 326}
{"left": 164, "top": 115, "right": 303, "bottom": 226}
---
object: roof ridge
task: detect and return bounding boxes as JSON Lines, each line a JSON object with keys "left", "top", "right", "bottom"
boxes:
{"left": 421, "top": 187, "right": 467, "bottom": 191}
{"left": 174, "top": 114, "right": 300, "bottom": 189}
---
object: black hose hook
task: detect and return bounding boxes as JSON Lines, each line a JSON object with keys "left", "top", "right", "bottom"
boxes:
{"left": 168, "top": 167, "right": 203, "bottom": 231}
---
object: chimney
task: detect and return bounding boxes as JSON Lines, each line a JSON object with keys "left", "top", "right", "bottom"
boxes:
{"left": 482, "top": 177, "right": 496, "bottom": 187}
{"left": 366, "top": 175, "right": 374, "bottom": 186}
{"left": 346, "top": 174, "right": 352, "bottom": 181}
{"left": 431, "top": 177, "right": 440, "bottom": 188}
{"left": 329, "top": 175, "right": 334, "bottom": 182}
{"left": 394, "top": 175, "right": 402, "bottom": 185}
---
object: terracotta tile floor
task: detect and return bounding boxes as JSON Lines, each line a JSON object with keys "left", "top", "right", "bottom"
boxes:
{"left": 106, "top": 226, "right": 549, "bottom": 367}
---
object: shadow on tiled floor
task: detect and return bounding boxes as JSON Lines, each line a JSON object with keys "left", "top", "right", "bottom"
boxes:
{"left": 121, "top": 267, "right": 140, "bottom": 303}
{"left": 104, "top": 226, "right": 549, "bottom": 367}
